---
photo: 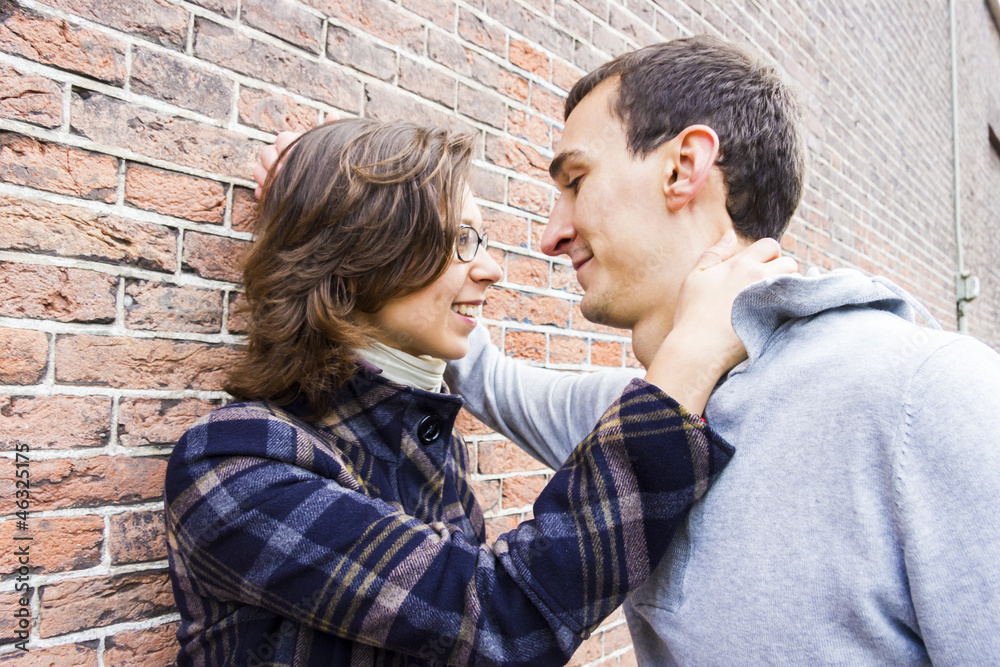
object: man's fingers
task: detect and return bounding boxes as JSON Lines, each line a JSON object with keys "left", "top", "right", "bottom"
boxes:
{"left": 274, "top": 130, "right": 302, "bottom": 154}
{"left": 693, "top": 230, "right": 738, "bottom": 271}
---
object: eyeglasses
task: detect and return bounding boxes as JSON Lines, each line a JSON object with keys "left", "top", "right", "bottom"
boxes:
{"left": 456, "top": 225, "right": 489, "bottom": 262}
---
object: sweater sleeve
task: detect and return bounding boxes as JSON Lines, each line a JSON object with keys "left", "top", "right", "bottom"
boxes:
{"left": 166, "top": 380, "right": 733, "bottom": 667}
{"left": 444, "top": 325, "right": 642, "bottom": 470}
{"left": 894, "top": 337, "right": 1000, "bottom": 663}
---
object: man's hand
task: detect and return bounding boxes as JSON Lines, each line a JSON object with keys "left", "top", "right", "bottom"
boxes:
{"left": 253, "top": 130, "right": 302, "bottom": 198}
{"left": 645, "top": 231, "right": 798, "bottom": 415}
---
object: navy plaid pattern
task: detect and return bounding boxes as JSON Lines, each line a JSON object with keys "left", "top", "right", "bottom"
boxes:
{"left": 165, "top": 370, "right": 733, "bottom": 666}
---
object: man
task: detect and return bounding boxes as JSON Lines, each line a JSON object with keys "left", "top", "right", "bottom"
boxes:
{"left": 256, "top": 36, "right": 1000, "bottom": 663}
{"left": 444, "top": 35, "right": 1000, "bottom": 664}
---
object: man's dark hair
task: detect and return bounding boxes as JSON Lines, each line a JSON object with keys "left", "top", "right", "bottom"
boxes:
{"left": 566, "top": 35, "right": 805, "bottom": 240}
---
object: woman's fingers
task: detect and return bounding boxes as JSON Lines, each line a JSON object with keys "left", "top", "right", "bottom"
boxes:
{"left": 693, "top": 230, "right": 739, "bottom": 271}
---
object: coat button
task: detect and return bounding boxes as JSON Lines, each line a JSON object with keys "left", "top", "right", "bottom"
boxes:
{"left": 417, "top": 415, "right": 442, "bottom": 445}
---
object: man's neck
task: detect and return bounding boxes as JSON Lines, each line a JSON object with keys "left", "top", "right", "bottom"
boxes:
{"left": 630, "top": 314, "right": 674, "bottom": 369}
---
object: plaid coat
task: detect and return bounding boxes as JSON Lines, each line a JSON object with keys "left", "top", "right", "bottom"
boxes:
{"left": 165, "top": 366, "right": 734, "bottom": 666}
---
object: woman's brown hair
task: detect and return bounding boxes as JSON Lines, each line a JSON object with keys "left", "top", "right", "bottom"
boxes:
{"left": 226, "top": 118, "right": 476, "bottom": 419}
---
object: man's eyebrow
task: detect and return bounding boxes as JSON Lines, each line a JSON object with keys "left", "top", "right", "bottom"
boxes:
{"left": 549, "top": 149, "right": 586, "bottom": 182}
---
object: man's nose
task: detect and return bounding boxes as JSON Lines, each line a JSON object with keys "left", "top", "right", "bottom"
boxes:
{"left": 540, "top": 194, "right": 575, "bottom": 257}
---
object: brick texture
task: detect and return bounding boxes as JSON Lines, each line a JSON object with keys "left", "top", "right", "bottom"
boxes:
{"left": 0, "top": 0, "right": 993, "bottom": 662}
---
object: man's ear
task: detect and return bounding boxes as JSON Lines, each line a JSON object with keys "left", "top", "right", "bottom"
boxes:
{"left": 663, "top": 125, "right": 720, "bottom": 212}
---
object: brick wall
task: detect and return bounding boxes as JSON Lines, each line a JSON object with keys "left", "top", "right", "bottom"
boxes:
{"left": 0, "top": 0, "right": 994, "bottom": 664}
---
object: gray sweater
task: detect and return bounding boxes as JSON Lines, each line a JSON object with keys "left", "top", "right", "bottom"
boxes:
{"left": 445, "top": 268, "right": 1000, "bottom": 665}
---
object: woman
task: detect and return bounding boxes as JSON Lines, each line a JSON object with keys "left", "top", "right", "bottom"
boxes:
{"left": 165, "top": 119, "right": 784, "bottom": 666}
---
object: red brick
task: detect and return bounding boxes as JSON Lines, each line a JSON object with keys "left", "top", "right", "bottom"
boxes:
{"left": 401, "top": 0, "right": 456, "bottom": 30}
{"left": 46, "top": 0, "right": 188, "bottom": 48}
{"left": 591, "top": 340, "right": 623, "bottom": 367}
{"left": 55, "top": 335, "right": 238, "bottom": 390}
{"left": 481, "top": 207, "right": 529, "bottom": 247}
{"left": 39, "top": 570, "right": 174, "bottom": 638}
{"left": 227, "top": 291, "right": 251, "bottom": 333}
{"left": 0, "top": 64, "right": 62, "bottom": 128}
{"left": 239, "top": 87, "right": 317, "bottom": 134}
{"left": 0, "top": 455, "right": 166, "bottom": 514}
{"left": 504, "top": 330, "right": 546, "bottom": 362}
{"left": 553, "top": 0, "right": 591, "bottom": 40}
{"left": 117, "top": 397, "right": 217, "bottom": 447}
{"left": 458, "top": 8, "right": 507, "bottom": 57}
{"left": 485, "top": 135, "right": 550, "bottom": 180}
{"left": 469, "top": 165, "right": 505, "bottom": 204}
{"left": 195, "top": 19, "right": 361, "bottom": 111}
{"left": 458, "top": 84, "right": 505, "bottom": 129}
{"left": 618, "top": 647, "right": 638, "bottom": 667}
{"left": 0, "top": 642, "right": 97, "bottom": 666}
{"left": 182, "top": 231, "right": 248, "bottom": 282}
{"left": 488, "top": 0, "right": 573, "bottom": 59}
{"left": 0, "top": 515, "right": 104, "bottom": 575}
{"left": 508, "top": 178, "right": 552, "bottom": 215}
{"left": 0, "top": 589, "right": 33, "bottom": 649}
{"left": 124, "top": 281, "right": 223, "bottom": 333}
{"left": 601, "top": 622, "right": 631, "bottom": 652}
{"left": 0, "top": 8, "right": 126, "bottom": 84}
{"left": 399, "top": 57, "right": 457, "bottom": 108}
{"left": 502, "top": 474, "right": 546, "bottom": 509}
{"left": 125, "top": 164, "right": 226, "bottom": 224}
{"left": 551, "top": 263, "right": 583, "bottom": 294}
{"left": 609, "top": 5, "right": 659, "bottom": 47}
{"left": 0, "top": 395, "right": 111, "bottom": 449}
{"left": 130, "top": 47, "right": 233, "bottom": 120}
{"left": 506, "top": 253, "right": 549, "bottom": 287}
{"left": 365, "top": 84, "right": 476, "bottom": 138}
{"left": 109, "top": 509, "right": 166, "bottom": 564}
{"left": 326, "top": 25, "right": 397, "bottom": 82}
{"left": 189, "top": 0, "right": 236, "bottom": 17}
{"left": 549, "top": 334, "right": 586, "bottom": 364}
{"left": 231, "top": 187, "right": 259, "bottom": 233}
{"left": 552, "top": 58, "right": 583, "bottom": 92}
{"left": 571, "top": 302, "right": 625, "bottom": 335}
{"left": 530, "top": 85, "right": 565, "bottom": 121}
{"left": 0, "top": 328, "right": 48, "bottom": 385}
{"left": 70, "top": 91, "right": 262, "bottom": 179}
{"left": 471, "top": 479, "right": 500, "bottom": 513}
{"left": 455, "top": 407, "right": 494, "bottom": 436}
{"left": 479, "top": 439, "right": 548, "bottom": 474}
{"left": 507, "top": 108, "right": 550, "bottom": 147}
{"left": 0, "top": 195, "right": 177, "bottom": 273}
{"left": 0, "top": 263, "right": 116, "bottom": 323}
{"left": 242, "top": 0, "right": 323, "bottom": 53}
{"left": 474, "top": 58, "right": 529, "bottom": 102}
{"left": 484, "top": 514, "right": 517, "bottom": 544}
{"left": 0, "top": 133, "right": 117, "bottom": 202}
{"left": 510, "top": 39, "right": 551, "bottom": 77}
{"left": 567, "top": 633, "right": 604, "bottom": 666}
{"left": 592, "top": 22, "right": 628, "bottom": 58}
{"left": 484, "top": 288, "right": 570, "bottom": 327}
{"left": 104, "top": 622, "right": 180, "bottom": 667}
{"left": 307, "top": 0, "right": 425, "bottom": 54}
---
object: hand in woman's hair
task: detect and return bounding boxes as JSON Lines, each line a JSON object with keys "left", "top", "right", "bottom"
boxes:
{"left": 254, "top": 130, "right": 303, "bottom": 199}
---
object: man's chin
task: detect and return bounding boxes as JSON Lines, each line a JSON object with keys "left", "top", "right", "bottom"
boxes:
{"left": 580, "top": 293, "right": 630, "bottom": 330}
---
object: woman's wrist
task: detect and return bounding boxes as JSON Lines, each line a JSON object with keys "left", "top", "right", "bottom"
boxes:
{"left": 643, "top": 326, "right": 743, "bottom": 416}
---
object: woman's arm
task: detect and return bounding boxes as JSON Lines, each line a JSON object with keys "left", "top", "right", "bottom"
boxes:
{"left": 166, "top": 384, "right": 732, "bottom": 667}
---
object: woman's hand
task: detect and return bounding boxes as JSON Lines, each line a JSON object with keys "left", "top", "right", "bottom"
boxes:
{"left": 645, "top": 231, "right": 798, "bottom": 415}
{"left": 253, "top": 130, "right": 303, "bottom": 198}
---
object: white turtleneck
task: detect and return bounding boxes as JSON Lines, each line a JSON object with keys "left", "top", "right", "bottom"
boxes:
{"left": 355, "top": 341, "right": 446, "bottom": 393}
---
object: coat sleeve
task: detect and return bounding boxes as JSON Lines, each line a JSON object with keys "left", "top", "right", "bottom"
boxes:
{"left": 893, "top": 337, "right": 1000, "bottom": 663}
{"left": 166, "top": 379, "right": 733, "bottom": 667}
{"left": 444, "top": 325, "right": 642, "bottom": 470}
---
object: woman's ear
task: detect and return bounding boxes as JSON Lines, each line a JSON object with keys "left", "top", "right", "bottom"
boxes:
{"left": 663, "top": 125, "right": 721, "bottom": 212}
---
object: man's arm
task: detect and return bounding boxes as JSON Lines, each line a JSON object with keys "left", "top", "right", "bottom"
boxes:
{"left": 445, "top": 327, "right": 639, "bottom": 469}
{"left": 894, "top": 336, "right": 1000, "bottom": 662}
